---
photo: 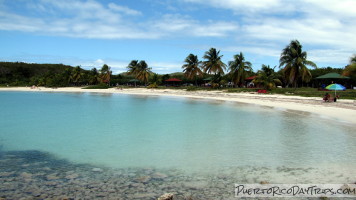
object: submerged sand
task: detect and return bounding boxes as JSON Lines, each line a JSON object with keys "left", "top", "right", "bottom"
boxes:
{"left": 1, "top": 87, "right": 355, "bottom": 124}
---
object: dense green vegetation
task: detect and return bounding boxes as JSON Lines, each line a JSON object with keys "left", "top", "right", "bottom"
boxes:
{"left": 0, "top": 62, "right": 73, "bottom": 86}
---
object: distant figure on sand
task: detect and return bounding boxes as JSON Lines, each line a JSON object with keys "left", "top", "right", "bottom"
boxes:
{"left": 334, "top": 95, "right": 339, "bottom": 102}
{"left": 323, "top": 93, "right": 330, "bottom": 102}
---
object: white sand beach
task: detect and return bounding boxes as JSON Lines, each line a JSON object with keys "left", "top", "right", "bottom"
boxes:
{"left": 1, "top": 87, "right": 355, "bottom": 124}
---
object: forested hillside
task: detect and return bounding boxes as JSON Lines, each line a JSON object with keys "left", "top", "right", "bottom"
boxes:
{"left": 0, "top": 62, "right": 74, "bottom": 86}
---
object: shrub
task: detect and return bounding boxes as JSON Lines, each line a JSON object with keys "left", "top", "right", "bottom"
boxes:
{"left": 147, "top": 83, "right": 158, "bottom": 88}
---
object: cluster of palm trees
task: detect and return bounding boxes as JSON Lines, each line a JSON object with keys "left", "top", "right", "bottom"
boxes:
{"left": 67, "top": 64, "right": 112, "bottom": 86}
{"left": 126, "top": 60, "right": 152, "bottom": 84}
{"left": 182, "top": 48, "right": 253, "bottom": 87}
{"left": 181, "top": 40, "right": 317, "bottom": 89}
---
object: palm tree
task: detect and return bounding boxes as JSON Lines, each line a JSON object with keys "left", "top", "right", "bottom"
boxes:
{"left": 127, "top": 60, "right": 139, "bottom": 75}
{"left": 279, "top": 40, "right": 317, "bottom": 88}
{"left": 89, "top": 68, "right": 100, "bottom": 85}
{"left": 182, "top": 54, "right": 203, "bottom": 86}
{"left": 70, "top": 66, "right": 83, "bottom": 86}
{"left": 228, "top": 52, "right": 252, "bottom": 87}
{"left": 202, "top": 48, "right": 226, "bottom": 75}
{"left": 254, "top": 65, "right": 282, "bottom": 90}
{"left": 136, "top": 61, "right": 151, "bottom": 85}
{"left": 127, "top": 60, "right": 152, "bottom": 85}
{"left": 100, "top": 64, "right": 112, "bottom": 86}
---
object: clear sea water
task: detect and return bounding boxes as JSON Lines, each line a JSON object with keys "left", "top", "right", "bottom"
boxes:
{"left": 0, "top": 91, "right": 355, "bottom": 184}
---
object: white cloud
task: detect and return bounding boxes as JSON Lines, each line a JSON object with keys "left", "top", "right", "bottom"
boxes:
{"left": 307, "top": 49, "right": 351, "bottom": 66}
{"left": 1, "top": 0, "right": 355, "bottom": 69}
{"left": 150, "top": 61, "right": 183, "bottom": 74}
{"left": 303, "top": 0, "right": 356, "bottom": 18}
{"left": 93, "top": 59, "right": 105, "bottom": 67}
{"left": 151, "top": 14, "right": 238, "bottom": 37}
{"left": 183, "top": 0, "right": 290, "bottom": 14}
{"left": 0, "top": 0, "right": 155, "bottom": 39}
{"left": 108, "top": 3, "right": 142, "bottom": 16}
{"left": 224, "top": 45, "right": 280, "bottom": 58}
{"left": 0, "top": 12, "right": 44, "bottom": 32}
{"left": 184, "top": 0, "right": 356, "bottom": 66}
{"left": 0, "top": 0, "right": 238, "bottom": 39}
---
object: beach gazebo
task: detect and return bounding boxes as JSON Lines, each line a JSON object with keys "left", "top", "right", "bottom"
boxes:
{"left": 315, "top": 73, "right": 350, "bottom": 89}
{"left": 315, "top": 73, "right": 350, "bottom": 79}
{"left": 165, "top": 78, "right": 182, "bottom": 86}
{"left": 245, "top": 76, "right": 257, "bottom": 81}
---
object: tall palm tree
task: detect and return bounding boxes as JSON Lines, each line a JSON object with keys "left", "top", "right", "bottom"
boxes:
{"left": 202, "top": 48, "right": 226, "bottom": 75}
{"left": 182, "top": 54, "right": 203, "bottom": 86}
{"left": 228, "top": 52, "right": 252, "bottom": 87}
{"left": 100, "top": 64, "right": 112, "bottom": 85}
{"left": 127, "top": 60, "right": 152, "bottom": 85}
{"left": 127, "top": 60, "right": 139, "bottom": 75}
{"left": 136, "top": 60, "right": 151, "bottom": 85}
{"left": 279, "top": 40, "right": 317, "bottom": 88}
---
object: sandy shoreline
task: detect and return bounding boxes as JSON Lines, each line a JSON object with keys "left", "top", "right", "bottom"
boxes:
{"left": 1, "top": 87, "right": 355, "bottom": 124}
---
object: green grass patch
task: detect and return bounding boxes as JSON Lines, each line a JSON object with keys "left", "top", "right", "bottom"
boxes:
{"left": 226, "top": 88, "right": 260, "bottom": 93}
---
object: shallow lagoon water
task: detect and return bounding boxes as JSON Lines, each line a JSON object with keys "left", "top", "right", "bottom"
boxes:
{"left": 0, "top": 91, "right": 355, "bottom": 199}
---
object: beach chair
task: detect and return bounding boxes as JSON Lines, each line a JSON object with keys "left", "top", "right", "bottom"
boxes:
{"left": 257, "top": 89, "right": 267, "bottom": 94}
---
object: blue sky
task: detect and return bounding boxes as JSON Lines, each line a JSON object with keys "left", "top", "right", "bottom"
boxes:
{"left": 0, "top": 0, "right": 355, "bottom": 74}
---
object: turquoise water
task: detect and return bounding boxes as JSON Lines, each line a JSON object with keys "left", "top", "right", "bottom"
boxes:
{"left": 0, "top": 91, "right": 355, "bottom": 182}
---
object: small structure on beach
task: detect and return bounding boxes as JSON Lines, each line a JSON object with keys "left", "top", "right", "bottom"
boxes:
{"left": 165, "top": 78, "right": 182, "bottom": 86}
{"left": 315, "top": 73, "right": 350, "bottom": 79}
{"left": 315, "top": 73, "right": 350, "bottom": 89}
